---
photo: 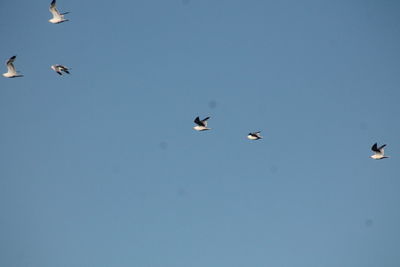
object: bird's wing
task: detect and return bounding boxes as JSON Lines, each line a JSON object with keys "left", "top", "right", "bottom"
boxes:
{"left": 6, "top": 55, "right": 16, "bottom": 65}
{"left": 6, "top": 56, "right": 17, "bottom": 74}
{"left": 49, "top": 0, "right": 62, "bottom": 19}
{"left": 201, "top": 117, "right": 210, "bottom": 127}
{"left": 194, "top": 116, "right": 202, "bottom": 126}
{"left": 249, "top": 133, "right": 260, "bottom": 138}
{"left": 371, "top": 143, "right": 380, "bottom": 153}
{"left": 60, "top": 65, "right": 70, "bottom": 74}
{"left": 377, "top": 144, "right": 386, "bottom": 155}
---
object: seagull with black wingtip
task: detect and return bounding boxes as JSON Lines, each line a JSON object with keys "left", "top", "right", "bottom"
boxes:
{"left": 49, "top": 0, "right": 70, "bottom": 24}
{"left": 247, "top": 131, "right": 262, "bottom": 140}
{"left": 193, "top": 116, "right": 211, "bottom": 131}
{"left": 3, "top": 55, "right": 23, "bottom": 78}
{"left": 51, "top": 64, "right": 70, "bottom": 75}
{"left": 370, "top": 143, "right": 389, "bottom": 160}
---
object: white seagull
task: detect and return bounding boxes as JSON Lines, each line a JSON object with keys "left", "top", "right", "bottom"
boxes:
{"left": 193, "top": 116, "right": 211, "bottom": 131}
{"left": 51, "top": 64, "right": 70, "bottom": 75}
{"left": 3, "top": 55, "right": 23, "bottom": 78}
{"left": 49, "top": 0, "right": 69, "bottom": 24}
{"left": 370, "top": 143, "right": 389, "bottom": 160}
{"left": 247, "top": 131, "right": 262, "bottom": 140}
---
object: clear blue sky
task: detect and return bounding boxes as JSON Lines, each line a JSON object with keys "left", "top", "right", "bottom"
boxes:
{"left": 1, "top": 0, "right": 400, "bottom": 266}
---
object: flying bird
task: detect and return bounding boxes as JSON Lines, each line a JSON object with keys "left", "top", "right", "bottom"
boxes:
{"left": 49, "top": 0, "right": 69, "bottom": 24}
{"left": 51, "top": 64, "right": 70, "bottom": 75}
{"left": 370, "top": 143, "right": 389, "bottom": 160}
{"left": 2, "top": 56, "right": 23, "bottom": 78}
{"left": 193, "top": 116, "right": 211, "bottom": 131}
{"left": 247, "top": 131, "right": 262, "bottom": 140}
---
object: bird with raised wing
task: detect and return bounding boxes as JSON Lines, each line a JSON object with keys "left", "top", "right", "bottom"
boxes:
{"left": 370, "top": 143, "right": 389, "bottom": 160}
{"left": 2, "top": 56, "right": 23, "bottom": 78}
{"left": 247, "top": 131, "right": 262, "bottom": 140}
{"left": 193, "top": 116, "right": 211, "bottom": 131}
{"left": 49, "top": 0, "right": 69, "bottom": 24}
{"left": 51, "top": 64, "right": 70, "bottom": 75}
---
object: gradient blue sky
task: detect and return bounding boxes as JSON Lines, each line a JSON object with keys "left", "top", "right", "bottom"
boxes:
{"left": 1, "top": 0, "right": 400, "bottom": 266}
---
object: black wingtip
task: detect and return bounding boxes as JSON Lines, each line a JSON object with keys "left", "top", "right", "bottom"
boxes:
{"left": 371, "top": 143, "right": 379, "bottom": 152}
{"left": 6, "top": 55, "right": 17, "bottom": 64}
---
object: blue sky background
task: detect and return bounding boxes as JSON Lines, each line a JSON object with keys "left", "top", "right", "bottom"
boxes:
{"left": 1, "top": 0, "right": 400, "bottom": 266}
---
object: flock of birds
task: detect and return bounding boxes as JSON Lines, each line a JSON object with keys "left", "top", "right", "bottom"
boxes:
{"left": 2, "top": 0, "right": 70, "bottom": 79}
{"left": 2, "top": 0, "right": 390, "bottom": 160}
{"left": 193, "top": 116, "right": 263, "bottom": 140}
{"left": 192, "top": 116, "right": 389, "bottom": 159}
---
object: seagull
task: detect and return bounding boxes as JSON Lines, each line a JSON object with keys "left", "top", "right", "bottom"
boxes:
{"left": 193, "top": 116, "right": 211, "bottom": 131}
{"left": 2, "top": 56, "right": 23, "bottom": 78}
{"left": 247, "top": 131, "right": 262, "bottom": 140}
{"left": 370, "top": 143, "right": 389, "bottom": 160}
{"left": 51, "top": 64, "right": 70, "bottom": 75}
{"left": 49, "top": 0, "right": 69, "bottom": 24}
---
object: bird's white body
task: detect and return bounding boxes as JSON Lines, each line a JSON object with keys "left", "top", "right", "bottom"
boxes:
{"left": 49, "top": 17, "right": 68, "bottom": 24}
{"left": 247, "top": 135, "right": 259, "bottom": 140}
{"left": 370, "top": 154, "right": 387, "bottom": 160}
{"left": 49, "top": 0, "right": 69, "bottom": 24}
{"left": 3, "top": 56, "right": 23, "bottom": 78}
{"left": 193, "top": 125, "right": 210, "bottom": 131}
{"left": 2, "top": 72, "right": 22, "bottom": 78}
